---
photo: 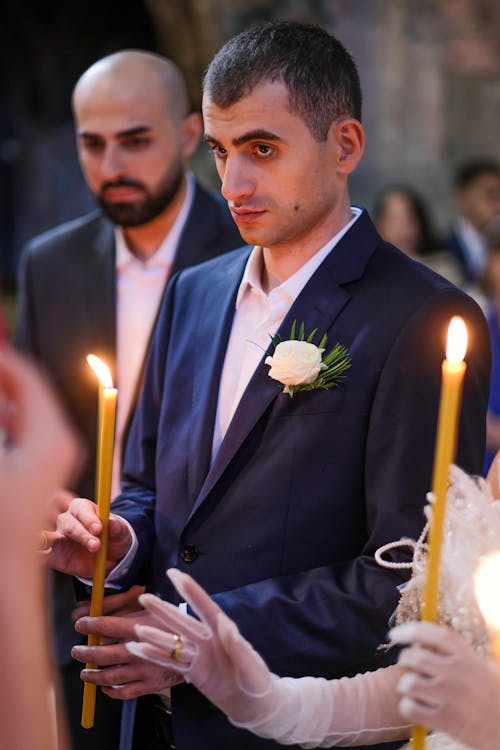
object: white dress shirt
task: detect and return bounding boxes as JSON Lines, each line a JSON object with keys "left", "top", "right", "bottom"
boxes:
{"left": 211, "top": 207, "right": 362, "bottom": 460}
{"left": 112, "top": 172, "right": 195, "bottom": 499}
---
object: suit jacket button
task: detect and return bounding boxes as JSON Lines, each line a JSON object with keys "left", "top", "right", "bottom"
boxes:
{"left": 181, "top": 544, "right": 199, "bottom": 563}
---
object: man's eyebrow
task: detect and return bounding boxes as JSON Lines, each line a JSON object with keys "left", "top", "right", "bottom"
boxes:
{"left": 77, "top": 126, "right": 152, "bottom": 140}
{"left": 203, "top": 130, "right": 283, "bottom": 147}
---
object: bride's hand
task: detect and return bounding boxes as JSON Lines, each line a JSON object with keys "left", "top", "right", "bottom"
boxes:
{"left": 125, "top": 568, "right": 274, "bottom": 724}
{"left": 391, "top": 621, "right": 500, "bottom": 750}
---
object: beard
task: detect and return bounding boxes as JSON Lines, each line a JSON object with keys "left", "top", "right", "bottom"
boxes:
{"left": 95, "top": 161, "right": 184, "bottom": 227}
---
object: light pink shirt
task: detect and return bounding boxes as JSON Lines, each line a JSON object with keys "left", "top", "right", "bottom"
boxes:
{"left": 112, "top": 173, "right": 195, "bottom": 499}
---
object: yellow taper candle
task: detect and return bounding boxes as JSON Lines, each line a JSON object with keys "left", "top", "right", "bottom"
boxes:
{"left": 412, "top": 315, "right": 468, "bottom": 750}
{"left": 81, "top": 354, "right": 117, "bottom": 729}
{"left": 475, "top": 552, "right": 500, "bottom": 664}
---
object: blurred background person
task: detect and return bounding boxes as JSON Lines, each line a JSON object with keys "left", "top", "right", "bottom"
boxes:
{"left": 444, "top": 158, "right": 500, "bottom": 284}
{"left": 373, "top": 184, "right": 464, "bottom": 287}
{"left": 480, "top": 219, "right": 500, "bottom": 473}
{"left": 13, "top": 50, "right": 242, "bottom": 750}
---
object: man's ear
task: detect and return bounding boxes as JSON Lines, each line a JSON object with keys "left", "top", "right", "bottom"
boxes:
{"left": 181, "top": 112, "right": 203, "bottom": 159}
{"left": 331, "top": 118, "right": 365, "bottom": 175}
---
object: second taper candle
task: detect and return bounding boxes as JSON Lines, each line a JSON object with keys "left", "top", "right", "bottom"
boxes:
{"left": 412, "top": 315, "right": 468, "bottom": 750}
{"left": 81, "top": 354, "right": 117, "bottom": 729}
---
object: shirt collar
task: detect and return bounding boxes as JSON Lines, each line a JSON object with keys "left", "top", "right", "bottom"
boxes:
{"left": 235, "top": 207, "right": 362, "bottom": 308}
{"left": 114, "top": 172, "right": 196, "bottom": 271}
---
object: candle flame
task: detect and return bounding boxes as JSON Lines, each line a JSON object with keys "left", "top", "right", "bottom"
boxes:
{"left": 87, "top": 354, "right": 114, "bottom": 388}
{"left": 446, "top": 316, "right": 467, "bottom": 362}
{"left": 475, "top": 551, "right": 500, "bottom": 629}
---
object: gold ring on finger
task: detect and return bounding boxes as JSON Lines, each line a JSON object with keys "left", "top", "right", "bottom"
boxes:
{"left": 170, "top": 633, "right": 183, "bottom": 661}
{"left": 38, "top": 531, "right": 50, "bottom": 551}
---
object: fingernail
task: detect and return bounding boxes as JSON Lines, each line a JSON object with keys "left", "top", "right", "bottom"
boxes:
{"left": 81, "top": 669, "right": 99, "bottom": 678}
{"left": 88, "top": 539, "right": 99, "bottom": 552}
{"left": 90, "top": 523, "right": 100, "bottom": 534}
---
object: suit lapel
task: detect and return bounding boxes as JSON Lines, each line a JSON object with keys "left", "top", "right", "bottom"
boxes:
{"left": 171, "top": 185, "right": 206, "bottom": 276}
{"left": 81, "top": 216, "right": 116, "bottom": 376}
{"left": 171, "top": 185, "right": 221, "bottom": 276}
{"left": 186, "top": 249, "right": 251, "bottom": 503}
{"left": 187, "top": 209, "right": 381, "bottom": 517}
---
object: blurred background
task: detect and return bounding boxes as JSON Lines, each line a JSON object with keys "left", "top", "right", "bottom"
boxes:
{"left": 1, "top": 0, "right": 499, "bottom": 295}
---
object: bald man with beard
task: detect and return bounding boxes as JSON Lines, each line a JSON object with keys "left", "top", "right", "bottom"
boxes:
{"left": 14, "top": 50, "right": 242, "bottom": 750}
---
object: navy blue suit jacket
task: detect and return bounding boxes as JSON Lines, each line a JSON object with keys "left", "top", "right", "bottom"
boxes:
{"left": 115, "top": 210, "right": 490, "bottom": 749}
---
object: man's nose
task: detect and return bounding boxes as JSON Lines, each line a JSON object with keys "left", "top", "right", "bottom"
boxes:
{"left": 220, "top": 155, "right": 255, "bottom": 205}
{"left": 99, "top": 145, "right": 125, "bottom": 181}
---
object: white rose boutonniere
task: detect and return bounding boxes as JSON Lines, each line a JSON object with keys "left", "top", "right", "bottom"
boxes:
{"left": 266, "top": 340, "right": 325, "bottom": 386}
{"left": 265, "top": 321, "right": 351, "bottom": 398}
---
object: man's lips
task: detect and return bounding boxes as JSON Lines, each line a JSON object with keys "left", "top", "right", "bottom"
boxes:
{"left": 230, "top": 207, "right": 266, "bottom": 223}
{"left": 101, "top": 186, "right": 145, "bottom": 202}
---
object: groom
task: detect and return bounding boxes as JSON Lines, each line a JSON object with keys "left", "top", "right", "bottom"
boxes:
{"left": 51, "top": 21, "right": 490, "bottom": 750}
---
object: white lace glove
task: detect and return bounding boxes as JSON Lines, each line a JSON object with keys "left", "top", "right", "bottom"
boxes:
{"left": 391, "top": 621, "right": 500, "bottom": 750}
{"left": 126, "top": 569, "right": 410, "bottom": 747}
{"left": 127, "top": 568, "right": 278, "bottom": 727}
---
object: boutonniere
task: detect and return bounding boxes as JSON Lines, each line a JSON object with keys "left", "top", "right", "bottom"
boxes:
{"left": 265, "top": 321, "right": 351, "bottom": 398}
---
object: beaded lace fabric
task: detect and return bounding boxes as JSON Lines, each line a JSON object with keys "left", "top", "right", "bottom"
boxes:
{"left": 378, "top": 464, "right": 500, "bottom": 750}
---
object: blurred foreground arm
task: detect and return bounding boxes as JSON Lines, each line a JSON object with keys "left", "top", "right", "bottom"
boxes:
{"left": 0, "top": 346, "right": 78, "bottom": 750}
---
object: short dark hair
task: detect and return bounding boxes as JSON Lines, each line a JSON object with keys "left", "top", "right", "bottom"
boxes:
{"left": 454, "top": 158, "right": 500, "bottom": 189}
{"left": 203, "top": 21, "right": 361, "bottom": 142}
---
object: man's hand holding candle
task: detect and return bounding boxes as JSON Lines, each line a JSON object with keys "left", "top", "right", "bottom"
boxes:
{"left": 47, "top": 497, "right": 132, "bottom": 578}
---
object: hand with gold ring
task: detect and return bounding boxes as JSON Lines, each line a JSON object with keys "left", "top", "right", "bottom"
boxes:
{"left": 37, "top": 489, "right": 74, "bottom": 556}
{"left": 126, "top": 569, "right": 275, "bottom": 726}
{"left": 127, "top": 611, "right": 196, "bottom": 672}
{"left": 37, "top": 530, "right": 62, "bottom": 553}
